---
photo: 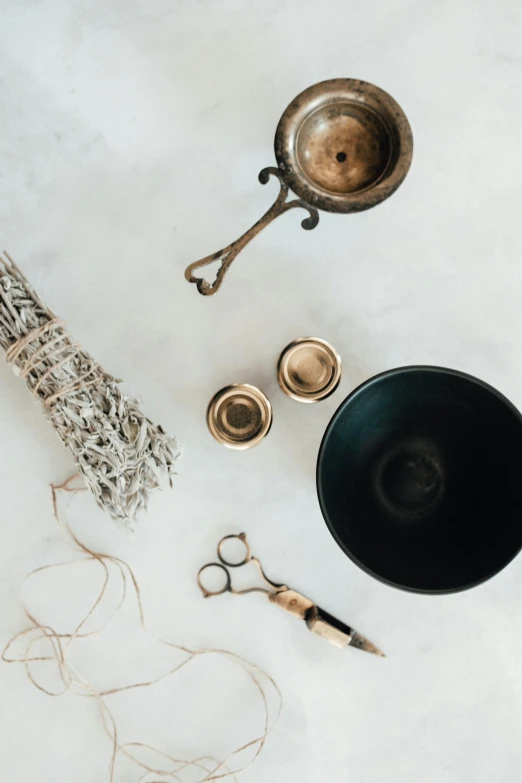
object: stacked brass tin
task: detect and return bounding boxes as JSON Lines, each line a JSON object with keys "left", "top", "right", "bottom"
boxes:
{"left": 207, "top": 338, "right": 341, "bottom": 449}
{"left": 277, "top": 338, "right": 341, "bottom": 403}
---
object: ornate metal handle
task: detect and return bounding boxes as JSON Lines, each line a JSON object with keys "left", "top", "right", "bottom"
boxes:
{"left": 184, "top": 167, "right": 320, "bottom": 296}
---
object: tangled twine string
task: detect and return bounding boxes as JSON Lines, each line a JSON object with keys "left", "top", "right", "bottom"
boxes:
{"left": 2, "top": 478, "right": 282, "bottom": 782}
{"left": 0, "top": 252, "right": 179, "bottom": 522}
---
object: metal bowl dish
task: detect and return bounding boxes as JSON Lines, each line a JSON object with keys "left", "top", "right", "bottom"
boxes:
{"left": 185, "top": 78, "right": 413, "bottom": 296}
{"left": 275, "top": 79, "right": 413, "bottom": 214}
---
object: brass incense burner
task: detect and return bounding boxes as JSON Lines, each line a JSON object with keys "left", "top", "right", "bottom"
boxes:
{"left": 185, "top": 78, "right": 413, "bottom": 296}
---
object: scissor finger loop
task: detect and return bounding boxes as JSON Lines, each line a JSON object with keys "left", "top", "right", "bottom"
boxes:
{"left": 197, "top": 563, "right": 231, "bottom": 597}
{"left": 217, "top": 532, "right": 251, "bottom": 567}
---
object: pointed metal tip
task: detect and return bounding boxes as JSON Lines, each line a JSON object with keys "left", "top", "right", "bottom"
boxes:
{"left": 349, "top": 631, "right": 385, "bottom": 657}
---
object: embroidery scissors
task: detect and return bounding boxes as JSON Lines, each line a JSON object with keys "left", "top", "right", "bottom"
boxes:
{"left": 197, "top": 533, "right": 384, "bottom": 655}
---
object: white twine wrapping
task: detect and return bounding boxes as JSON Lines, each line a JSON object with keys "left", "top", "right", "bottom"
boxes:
{"left": 0, "top": 252, "right": 180, "bottom": 522}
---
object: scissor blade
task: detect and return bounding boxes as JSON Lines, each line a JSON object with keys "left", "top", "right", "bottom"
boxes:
{"left": 349, "top": 630, "right": 385, "bottom": 657}
{"left": 305, "top": 605, "right": 385, "bottom": 656}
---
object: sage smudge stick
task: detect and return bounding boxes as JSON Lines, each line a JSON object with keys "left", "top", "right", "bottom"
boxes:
{"left": 0, "top": 252, "right": 179, "bottom": 522}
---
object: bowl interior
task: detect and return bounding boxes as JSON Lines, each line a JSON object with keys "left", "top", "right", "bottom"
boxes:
{"left": 296, "top": 102, "right": 392, "bottom": 195}
{"left": 317, "top": 367, "right": 522, "bottom": 593}
{"left": 274, "top": 78, "right": 413, "bottom": 214}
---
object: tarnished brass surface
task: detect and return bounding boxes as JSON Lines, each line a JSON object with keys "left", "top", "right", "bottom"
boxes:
{"left": 294, "top": 102, "right": 391, "bottom": 195}
{"left": 275, "top": 78, "right": 413, "bottom": 214}
{"left": 185, "top": 167, "right": 318, "bottom": 296}
{"left": 185, "top": 78, "right": 412, "bottom": 296}
{"left": 269, "top": 589, "right": 314, "bottom": 620}
{"left": 198, "top": 532, "right": 384, "bottom": 655}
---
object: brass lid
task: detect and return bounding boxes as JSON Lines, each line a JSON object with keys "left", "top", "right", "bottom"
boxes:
{"left": 207, "top": 384, "right": 272, "bottom": 449}
{"left": 277, "top": 338, "right": 341, "bottom": 403}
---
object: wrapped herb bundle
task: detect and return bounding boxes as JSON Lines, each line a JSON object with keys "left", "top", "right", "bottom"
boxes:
{"left": 0, "top": 252, "right": 179, "bottom": 522}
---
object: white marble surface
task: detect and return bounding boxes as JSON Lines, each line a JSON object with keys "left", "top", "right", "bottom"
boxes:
{"left": 2, "top": 1, "right": 522, "bottom": 780}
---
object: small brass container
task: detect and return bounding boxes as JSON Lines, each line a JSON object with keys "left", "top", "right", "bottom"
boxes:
{"left": 207, "top": 384, "right": 272, "bottom": 449}
{"left": 277, "top": 337, "right": 342, "bottom": 403}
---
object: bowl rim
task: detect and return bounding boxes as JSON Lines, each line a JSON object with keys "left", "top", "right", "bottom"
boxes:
{"left": 316, "top": 364, "right": 522, "bottom": 594}
{"left": 274, "top": 77, "right": 414, "bottom": 214}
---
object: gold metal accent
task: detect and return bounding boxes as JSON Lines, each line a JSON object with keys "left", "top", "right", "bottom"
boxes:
{"left": 197, "top": 532, "right": 384, "bottom": 655}
{"left": 217, "top": 532, "right": 252, "bottom": 566}
{"left": 206, "top": 384, "right": 272, "bottom": 449}
{"left": 347, "top": 630, "right": 386, "bottom": 657}
{"left": 269, "top": 589, "right": 314, "bottom": 620}
{"left": 277, "top": 337, "right": 341, "bottom": 403}
{"left": 275, "top": 78, "right": 412, "bottom": 214}
{"left": 185, "top": 167, "right": 318, "bottom": 296}
{"left": 185, "top": 78, "right": 413, "bottom": 295}
{"left": 197, "top": 562, "right": 231, "bottom": 597}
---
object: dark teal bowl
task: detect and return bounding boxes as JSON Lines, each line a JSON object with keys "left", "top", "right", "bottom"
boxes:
{"left": 317, "top": 366, "right": 522, "bottom": 593}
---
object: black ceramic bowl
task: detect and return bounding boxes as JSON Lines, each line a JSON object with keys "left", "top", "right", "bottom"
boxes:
{"left": 317, "top": 366, "right": 522, "bottom": 593}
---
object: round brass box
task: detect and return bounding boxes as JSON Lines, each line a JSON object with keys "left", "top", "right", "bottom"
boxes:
{"left": 207, "top": 384, "right": 272, "bottom": 449}
{"left": 278, "top": 338, "right": 342, "bottom": 403}
{"left": 275, "top": 78, "right": 413, "bottom": 214}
